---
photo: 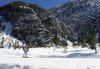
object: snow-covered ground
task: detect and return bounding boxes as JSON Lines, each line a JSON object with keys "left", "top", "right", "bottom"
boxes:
{"left": 0, "top": 45, "right": 100, "bottom": 69}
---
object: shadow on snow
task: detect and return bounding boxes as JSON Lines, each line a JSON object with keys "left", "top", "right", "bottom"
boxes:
{"left": 38, "top": 53, "right": 100, "bottom": 58}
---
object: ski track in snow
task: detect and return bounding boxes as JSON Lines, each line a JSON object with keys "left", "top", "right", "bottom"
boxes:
{"left": 0, "top": 47, "right": 100, "bottom": 69}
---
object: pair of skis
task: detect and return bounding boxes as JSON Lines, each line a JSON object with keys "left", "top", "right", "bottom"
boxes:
{"left": 23, "top": 53, "right": 28, "bottom": 58}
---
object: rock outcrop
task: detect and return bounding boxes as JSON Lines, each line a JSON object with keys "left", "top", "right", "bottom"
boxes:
{"left": 49, "top": 0, "right": 100, "bottom": 39}
{"left": 0, "top": 1, "right": 78, "bottom": 46}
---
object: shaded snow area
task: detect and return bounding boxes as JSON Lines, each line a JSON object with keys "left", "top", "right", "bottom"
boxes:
{"left": 0, "top": 16, "right": 23, "bottom": 46}
{"left": 0, "top": 45, "right": 100, "bottom": 69}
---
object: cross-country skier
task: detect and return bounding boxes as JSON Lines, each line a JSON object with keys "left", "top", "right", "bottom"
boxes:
{"left": 23, "top": 46, "right": 29, "bottom": 58}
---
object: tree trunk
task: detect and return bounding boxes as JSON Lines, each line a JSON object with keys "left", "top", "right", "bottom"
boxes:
{"left": 95, "top": 47, "right": 97, "bottom": 53}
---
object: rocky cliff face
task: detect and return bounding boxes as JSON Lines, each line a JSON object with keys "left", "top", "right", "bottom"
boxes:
{"left": 49, "top": 0, "right": 100, "bottom": 39}
{"left": 0, "top": 1, "right": 77, "bottom": 46}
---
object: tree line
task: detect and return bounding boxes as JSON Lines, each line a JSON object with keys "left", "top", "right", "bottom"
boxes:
{"left": 80, "top": 24, "right": 100, "bottom": 53}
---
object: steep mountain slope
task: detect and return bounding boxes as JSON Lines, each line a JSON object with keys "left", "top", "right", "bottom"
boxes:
{"left": 0, "top": 1, "right": 77, "bottom": 46}
{"left": 49, "top": 0, "right": 100, "bottom": 39}
{"left": 0, "top": 16, "right": 23, "bottom": 46}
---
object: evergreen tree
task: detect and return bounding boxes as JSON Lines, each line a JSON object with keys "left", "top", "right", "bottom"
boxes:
{"left": 81, "top": 32, "right": 85, "bottom": 48}
{"left": 29, "top": 43, "right": 33, "bottom": 48}
{"left": 9, "top": 43, "right": 11, "bottom": 49}
{"left": 86, "top": 25, "right": 97, "bottom": 53}
{"left": 17, "top": 41, "right": 20, "bottom": 49}
{"left": 1, "top": 37, "right": 4, "bottom": 48}
{"left": 98, "top": 32, "right": 100, "bottom": 46}
{"left": 14, "top": 40, "right": 17, "bottom": 50}
{"left": 62, "top": 41, "right": 68, "bottom": 53}
{"left": 54, "top": 33, "right": 59, "bottom": 47}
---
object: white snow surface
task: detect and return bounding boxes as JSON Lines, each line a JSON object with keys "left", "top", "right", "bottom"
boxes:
{"left": 0, "top": 42, "right": 100, "bottom": 69}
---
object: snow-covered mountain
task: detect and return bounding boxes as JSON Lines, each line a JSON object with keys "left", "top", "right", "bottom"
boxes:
{"left": 49, "top": 0, "right": 100, "bottom": 39}
{"left": 0, "top": 1, "right": 77, "bottom": 46}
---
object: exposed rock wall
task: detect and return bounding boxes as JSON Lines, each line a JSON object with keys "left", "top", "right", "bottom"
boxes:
{"left": 0, "top": 1, "right": 78, "bottom": 46}
{"left": 49, "top": 0, "right": 100, "bottom": 39}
